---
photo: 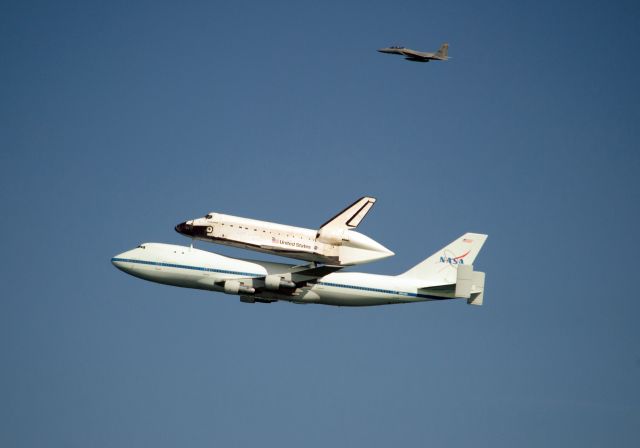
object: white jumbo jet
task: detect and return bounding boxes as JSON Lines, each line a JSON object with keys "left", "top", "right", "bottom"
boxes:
{"left": 174, "top": 197, "right": 393, "bottom": 266}
{"left": 112, "top": 233, "right": 487, "bottom": 307}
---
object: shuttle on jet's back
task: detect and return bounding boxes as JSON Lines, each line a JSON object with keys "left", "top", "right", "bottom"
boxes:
{"left": 175, "top": 197, "right": 393, "bottom": 266}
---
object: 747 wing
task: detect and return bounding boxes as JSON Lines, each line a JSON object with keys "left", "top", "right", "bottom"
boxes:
{"left": 215, "top": 263, "right": 344, "bottom": 303}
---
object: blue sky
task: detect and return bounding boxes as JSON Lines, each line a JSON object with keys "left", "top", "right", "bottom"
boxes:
{"left": 1, "top": 0, "right": 639, "bottom": 446}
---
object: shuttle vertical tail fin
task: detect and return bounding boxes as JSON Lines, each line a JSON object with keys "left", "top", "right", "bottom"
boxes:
{"left": 318, "top": 197, "right": 376, "bottom": 231}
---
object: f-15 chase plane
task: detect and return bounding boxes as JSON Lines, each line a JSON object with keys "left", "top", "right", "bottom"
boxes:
{"left": 378, "top": 42, "right": 449, "bottom": 63}
{"left": 175, "top": 197, "right": 393, "bottom": 266}
{"left": 111, "top": 233, "right": 488, "bottom": 307}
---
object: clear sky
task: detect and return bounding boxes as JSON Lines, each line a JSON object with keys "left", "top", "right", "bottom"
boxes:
{"left": 1, "top": 0, "right": 639, "bottom": 446}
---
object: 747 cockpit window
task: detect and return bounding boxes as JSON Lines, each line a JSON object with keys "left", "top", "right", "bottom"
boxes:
{"left": 137, "top": 244, "right": 146, "bottom": 249}
{"left": 206, "top": 214, "right": 213, "bottom": 219}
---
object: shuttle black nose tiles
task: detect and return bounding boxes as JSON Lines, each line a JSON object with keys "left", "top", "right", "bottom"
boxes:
{"left": 174, "top": 222, "right": 188, "bottom": 234}
{"left": 175, "top": 221, "right": 209, "bottom": 238}
{"left": 175, "top": 222, "right": 195, "bottom": 237}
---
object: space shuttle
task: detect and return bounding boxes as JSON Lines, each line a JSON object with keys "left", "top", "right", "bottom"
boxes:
{"left": 174, "top": 197, "right": 394, "bottom": 266}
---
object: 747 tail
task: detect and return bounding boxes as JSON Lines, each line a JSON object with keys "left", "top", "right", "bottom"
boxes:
{"left": 399, "top": 233, "right": 487, "bottom": 306}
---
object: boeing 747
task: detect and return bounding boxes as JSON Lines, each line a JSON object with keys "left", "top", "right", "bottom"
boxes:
{"left": 112, "top": 233, "right": 487, "bottom": 307}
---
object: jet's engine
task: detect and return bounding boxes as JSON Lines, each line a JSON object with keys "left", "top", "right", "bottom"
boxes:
{"left": 265, "top": 275, "right": 296, "bottom": 291}
{"left": 223, "top": 280, "right": 255, "bottom": 295}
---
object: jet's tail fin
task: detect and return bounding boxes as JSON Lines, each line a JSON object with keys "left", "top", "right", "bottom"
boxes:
{"left": 398, "top": 233, "right": 487, "bottom": 283}
{"left": 435, "top": 42, "right": 449, "bottom": 59}
{"left": 455, "top": 264, "right": 486, "bottom": 306}
{"left": 319, "top": 197, "right": 376, "bottom": 231}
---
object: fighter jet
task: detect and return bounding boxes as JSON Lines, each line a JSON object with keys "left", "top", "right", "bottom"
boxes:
{"left": 112, "top": 233, "right": 487, "bottom": 307}
{"left": 378, "top": 42, "right": 449, "bottom": 63}
{"left": 174, "top": 197, "right": 394, "bottom": 266}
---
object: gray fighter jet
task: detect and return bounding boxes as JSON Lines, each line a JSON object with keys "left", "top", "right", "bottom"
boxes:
{"left": 378, "top": 42, "right": 449, "bottom": 63}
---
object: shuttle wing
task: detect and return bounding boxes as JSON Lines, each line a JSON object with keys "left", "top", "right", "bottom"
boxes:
{"left": 319, "top": 196, "right": 376, "bottom": 231}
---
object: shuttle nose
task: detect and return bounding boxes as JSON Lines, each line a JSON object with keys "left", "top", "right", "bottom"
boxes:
{"left": 175, "top": 220, "right": 208, "bottom": 238}
{"left": 175, "top": 221, "right": 191, "bottom": 236}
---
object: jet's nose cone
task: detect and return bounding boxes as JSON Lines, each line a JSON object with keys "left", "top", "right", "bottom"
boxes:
{"left": 112, "top": 248, "right": 141, "bottom": 275}
{"left": 111, "top": 250, "right": 128, "bottom": 271}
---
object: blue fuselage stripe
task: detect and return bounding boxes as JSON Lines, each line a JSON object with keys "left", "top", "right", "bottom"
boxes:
{"left": 111, "top": 257, "right": 261, "bottom": 277}
{"left": 112, "top": 258, "right": 447, "bottom": 301}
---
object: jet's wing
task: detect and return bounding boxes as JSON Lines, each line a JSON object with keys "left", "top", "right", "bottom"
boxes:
{"left": 319, "top": 196, "right": 376, "bottom": 231}
{"left": 290, "top": 263, "right": 344, "bottom": 280}
{"left": 215, "top": 263, "right": 344, "bottom": 295}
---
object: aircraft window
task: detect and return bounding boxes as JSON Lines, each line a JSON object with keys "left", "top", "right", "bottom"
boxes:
{"left": 137, "top": 244, "right": 146, "bottom": 249}
{"left": 206, "top": 214, "right": 213, "bottom": 219}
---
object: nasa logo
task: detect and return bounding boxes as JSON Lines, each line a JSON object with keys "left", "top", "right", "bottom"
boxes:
{"left": 439, "top": 250, "right": 470, "bottom": 265}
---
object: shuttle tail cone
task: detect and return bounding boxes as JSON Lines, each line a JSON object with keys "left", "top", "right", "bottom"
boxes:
{"left": 339, "top": 231, "right": 394, "bottom": 265}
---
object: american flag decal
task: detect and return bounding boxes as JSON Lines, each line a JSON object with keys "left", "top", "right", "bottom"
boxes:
{"left": 463, "top": 238, "right": 473, "bottom": 243}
